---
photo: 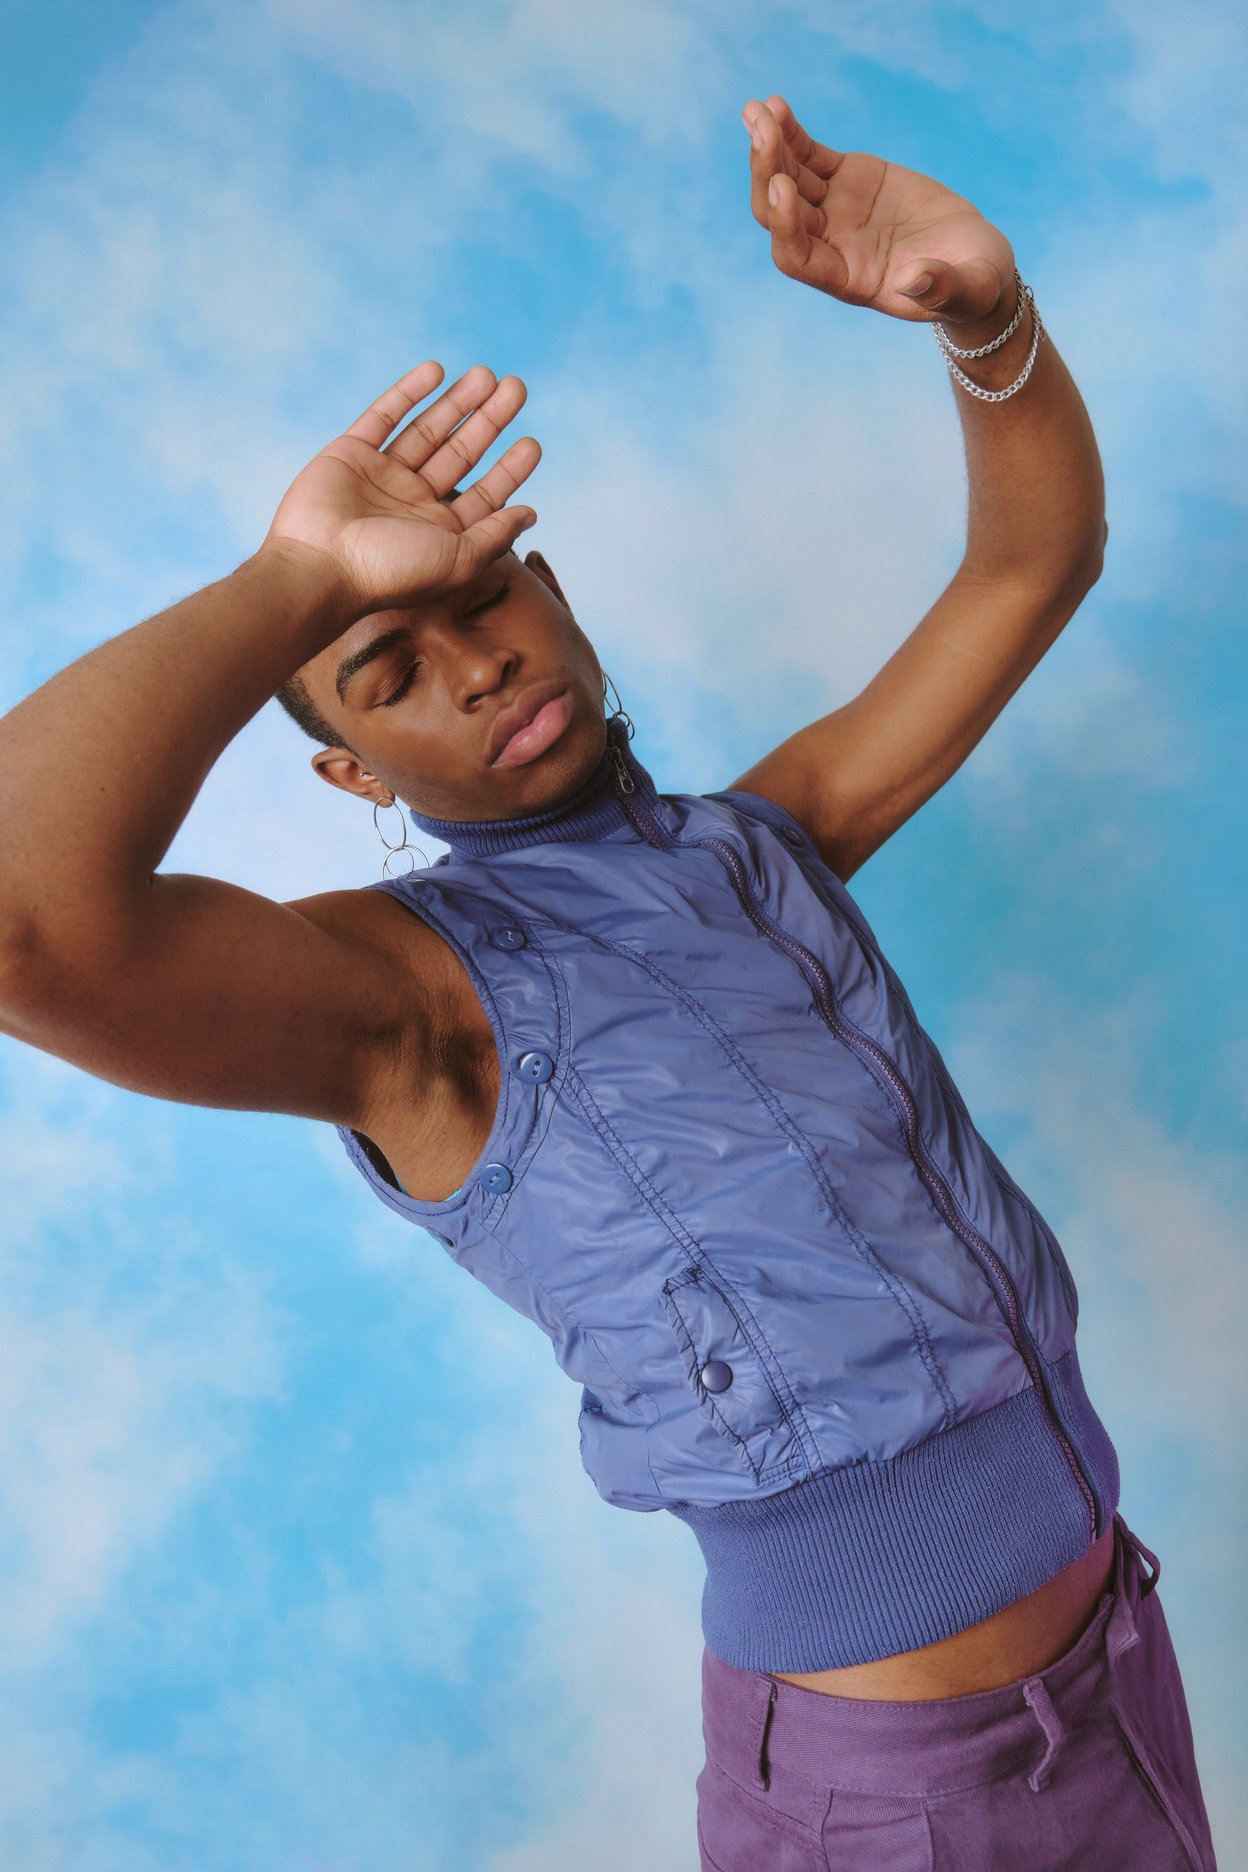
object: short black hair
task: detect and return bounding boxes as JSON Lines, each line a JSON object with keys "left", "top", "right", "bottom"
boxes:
{"left": 275, "top": 668, "right": 355, "bottom": 755}
{"left": 274, "top": 485, "right": 516, "bottom": 755}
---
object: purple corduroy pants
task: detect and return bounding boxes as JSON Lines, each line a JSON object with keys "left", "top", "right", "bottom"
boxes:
{"left": 695, "top": 1514, "right": 1217, "bottom": 1871}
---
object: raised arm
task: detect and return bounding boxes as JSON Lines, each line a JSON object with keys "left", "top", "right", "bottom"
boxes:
{"left": 726, "top": 95, "right": 1107, "bottom": 883}
{"left": 0, "top": 362, "right": 539, "bottom": 1122}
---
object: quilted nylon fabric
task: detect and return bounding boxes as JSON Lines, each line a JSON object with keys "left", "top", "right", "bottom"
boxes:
{"left": 333, "top": 716, "right": 1121, "bottom": 1670}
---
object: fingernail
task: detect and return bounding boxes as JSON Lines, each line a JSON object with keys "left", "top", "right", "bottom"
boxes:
{"left": 901, "top": 273, "right": 933, "bottom": 297}
{"left": 768, "top": 177, "right": 780, "bottom": 207}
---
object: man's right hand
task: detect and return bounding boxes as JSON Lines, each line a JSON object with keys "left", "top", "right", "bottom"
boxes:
{"left": 258, "top": 361, "right": 541, "bottom": 620}
{"left": 0, "top": 360, "right": 543, "bottom": 1141}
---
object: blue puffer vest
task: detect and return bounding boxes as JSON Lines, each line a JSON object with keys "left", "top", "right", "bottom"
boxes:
{"left": 335, "top": 713, "right": 1121, "bottom": 1673}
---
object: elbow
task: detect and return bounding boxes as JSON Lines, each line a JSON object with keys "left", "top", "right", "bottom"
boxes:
{"left": 1054, "top": 523, "right": 1107, "bottom": 607}
{"left": 1081, "top": 515, "right": 1110, "bottom": 588}
{"left": 0, "top": 912, "right": 86, "bottom": 1032}
{"left": 0, "top": 915, "right": 49, "bottom": 1023}
{"left": 1059, "top": 515, "right": 1110, "bottom": 598}
{"left": 1087, "top": 515, "right": 1109, "bottom": 584}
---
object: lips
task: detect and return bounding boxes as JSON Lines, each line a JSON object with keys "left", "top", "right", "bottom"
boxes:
{"left": 487, "top": 678, "right": 571, "bottom": 766}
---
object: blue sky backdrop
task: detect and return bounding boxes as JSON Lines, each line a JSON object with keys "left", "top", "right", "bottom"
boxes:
{"left": 0, "top": 1, "right": 1244, "bottom": 1866}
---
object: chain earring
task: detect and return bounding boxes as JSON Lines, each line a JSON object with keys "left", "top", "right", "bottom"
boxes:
{"left": 601, "top": 668, "right": 635, "bottom": 740}
{"left": 372, "top": 794, "right": 429, "bottom": 880}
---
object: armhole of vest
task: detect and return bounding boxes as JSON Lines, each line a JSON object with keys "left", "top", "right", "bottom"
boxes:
{"left": 346, "top": 1124, "right": 406, "bottom": 1193}
{"left": 701, "top": 786, "right": 809, "bottom": 845}
{"left": 333, "top": 873, "right": 509, "bottom": 1220}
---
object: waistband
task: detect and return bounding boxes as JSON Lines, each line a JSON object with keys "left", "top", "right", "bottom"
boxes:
{"left": 700, "top": 1513, "right": 1158, "bottom": 1804}
{"left": 669, "top": 1342, "right": 1122, "bottom": 1673}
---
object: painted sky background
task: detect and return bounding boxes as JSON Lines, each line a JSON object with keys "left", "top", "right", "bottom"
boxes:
{"left": 0, "top": 0, "right": 1244, "bottom": 1866}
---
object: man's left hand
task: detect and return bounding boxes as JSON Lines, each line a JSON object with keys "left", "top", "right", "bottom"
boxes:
{"left": 743, "top": 94, "right": 1016, "bottom": 329}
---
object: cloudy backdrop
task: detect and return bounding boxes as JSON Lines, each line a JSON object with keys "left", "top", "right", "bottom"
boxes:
{"left": 0, "top": 0, "right": 1243, "bottom": 1865}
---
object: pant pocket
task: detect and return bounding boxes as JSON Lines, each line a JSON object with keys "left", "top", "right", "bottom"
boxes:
{"left": 695, "top": 1757, "right": 828, "bottom": 1872}
{"left": 1110, "top": 1713, "right": 1213, "bottom": 1872}
{"left": 1108, "top": 1588, "right": 1217, "bottom": 1871}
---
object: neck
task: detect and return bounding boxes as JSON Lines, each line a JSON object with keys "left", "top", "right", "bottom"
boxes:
{"left": 405, "top": 713, "right": 659, "bottom": 862}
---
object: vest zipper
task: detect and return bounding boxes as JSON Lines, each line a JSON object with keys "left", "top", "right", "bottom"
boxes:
{"left": 608, "top": 763, "right": 1103, "bottom": 1542}
{"left": 608, "top": 739, "right": 637, "bottom": 797}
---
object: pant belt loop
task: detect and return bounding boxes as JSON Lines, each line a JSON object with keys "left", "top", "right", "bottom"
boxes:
{"left": 750, "top": 1675, "right": 778, "bottom": 1792}
{"left": 1022, "top": 1675, "right": 1066, "bottom": 1793}
{"left": 1106, "top": 1513, "right": 1160, "bottom": 1666}
{"left": 1120, "top": 1517, "right": 1162, "bottom": 1598}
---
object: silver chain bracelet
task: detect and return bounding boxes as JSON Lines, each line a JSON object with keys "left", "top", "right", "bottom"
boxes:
{"left": 931, "top": 267, "right": 1046, "bottom": 402}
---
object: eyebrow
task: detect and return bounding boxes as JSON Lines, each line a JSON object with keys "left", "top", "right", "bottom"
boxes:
{"left": 333, "top": 558, "right": 518, "bottom": 706}
{"left": 335, "top": 627, "right": 412, "bottom": 706}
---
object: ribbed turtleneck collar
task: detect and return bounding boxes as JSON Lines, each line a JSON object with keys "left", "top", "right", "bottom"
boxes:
{"left": 405, "top": 712, "right": 659, "bottom": 863}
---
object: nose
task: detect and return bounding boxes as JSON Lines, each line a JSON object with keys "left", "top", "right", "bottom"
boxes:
{"left": 432, "top": 631, "right": 518, "bottom": 710}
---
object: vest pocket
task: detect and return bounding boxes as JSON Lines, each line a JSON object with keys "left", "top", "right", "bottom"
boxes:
{"left": 658, "top": 1265, "right": 801, "bottom": 1485}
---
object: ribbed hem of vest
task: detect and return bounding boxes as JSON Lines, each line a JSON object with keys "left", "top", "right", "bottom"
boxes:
{"left": 665, "top": 1342, "right": 1122, "bottom": 1675}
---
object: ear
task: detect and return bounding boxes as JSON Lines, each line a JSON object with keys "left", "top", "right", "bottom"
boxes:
{"left": 310, "top": 747, "right": 392, "bottom": 803}
{"left": 522, "top": 549, "right": 572, "bottom": 614}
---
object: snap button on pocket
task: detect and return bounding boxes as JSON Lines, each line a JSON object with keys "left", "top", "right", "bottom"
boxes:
{"left": 514, "top": 1050, "right": 554, "bottom": 1083}
{"left": 656, "top": 1268, "right": 800, "bottom": 1487}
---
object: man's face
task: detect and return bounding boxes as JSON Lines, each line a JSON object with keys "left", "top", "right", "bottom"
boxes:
{"left": 298, "top": 549, "right": 607, "bottom": 821}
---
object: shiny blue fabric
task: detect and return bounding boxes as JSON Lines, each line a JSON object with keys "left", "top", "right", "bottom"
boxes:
{"left": 335, "top": 716, "right": 1121, "bottom": 1671}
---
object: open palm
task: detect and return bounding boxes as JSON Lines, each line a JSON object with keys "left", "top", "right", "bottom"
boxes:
{"left": 262, "top": 362, "right": 540, "bottom": 618}
{"left": 743, "top": 94, "right": 1016, "bottom": 326}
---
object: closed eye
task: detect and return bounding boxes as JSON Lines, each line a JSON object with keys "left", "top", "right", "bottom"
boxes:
{"left": 377, "top": 581, "right": 511, "bottom": 708}
{"left": 379, "top": 664, "right": 418, "bottom": 707}
{"left": 466, "top": 579, "right": 510, "bottom": 621}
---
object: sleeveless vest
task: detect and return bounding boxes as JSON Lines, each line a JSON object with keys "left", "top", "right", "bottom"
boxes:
{"left": 335, "top": 713, "right": 1121, "bottom": 1672}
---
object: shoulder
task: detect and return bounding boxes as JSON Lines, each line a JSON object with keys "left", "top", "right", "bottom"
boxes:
{"left": 279, "top": 885, "right": 475, "bottom": 1110}
{"left": 281, "top": 882, "right": 474, "bottom": 1008}
{"left": 281, "top": 883, "right": 428, "bottom": 953}
{"left": 285, "top": 874, "right": 460, "bottom": 945}
{"left": 715, "top": 752, "right": 864, "bottom": 884}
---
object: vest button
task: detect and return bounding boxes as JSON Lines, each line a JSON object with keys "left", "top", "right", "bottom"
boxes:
{"left": 490, "top": 926, "right": 528, "bottom": 949}
{"left": 780, "top": 824, "right": 804, "bottom": 846}
{"left": 515, "top": 1050, "right": 554, "bottom": 1084}
{"left": 700, "top": 1360, "right": 734, "bottom": 1393}
{"left": 479, "top": 1162, "right": 513, "bottom": 1193}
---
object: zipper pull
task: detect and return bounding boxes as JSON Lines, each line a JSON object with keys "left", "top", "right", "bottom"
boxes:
{"left": 609, "top": 741, "right": 636, "bottom": 795}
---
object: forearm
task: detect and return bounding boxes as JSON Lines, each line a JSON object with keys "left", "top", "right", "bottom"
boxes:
{"left": 943, "top": 278, "right": 1106, "bottom": 589}
{"left": 0, "top": 542, "right": 351, "bottom": 956}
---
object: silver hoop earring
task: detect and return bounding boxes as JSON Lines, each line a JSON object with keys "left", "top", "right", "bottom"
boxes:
{"left": 601, "top": 668, "right": 635, "bottom": 740}
{"left": 372, "top": 795, "right": 429, "bottom": 880}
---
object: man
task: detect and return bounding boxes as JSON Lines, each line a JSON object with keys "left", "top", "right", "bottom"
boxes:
{"left": 0, "top": 94, "right": 1215, "bottom": 1870}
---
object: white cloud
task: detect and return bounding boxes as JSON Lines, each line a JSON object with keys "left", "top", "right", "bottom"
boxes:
{"left": 939, "top": 974, "right": 1247, "bottom": 1461}
{"left": 269, "top": 0, "right": 733, "bottom": 160}
{"left": 937, "top": 971, "right": 1245, "bottom": 1861}
{"left": 0, "top": 1049, "right": 146, "bottom": 1248}
{"left": 0, "top": 1, "right": 1241, "bottom": 1862}
{"left": 316, "top": 1208, "right": 710, "bottom": 1872}
{"left": 0, "top": 1135, "right": 709, "bottom": 1870}
{"left": 0, "top": 1048, "right": 289, "bottom": 1665}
